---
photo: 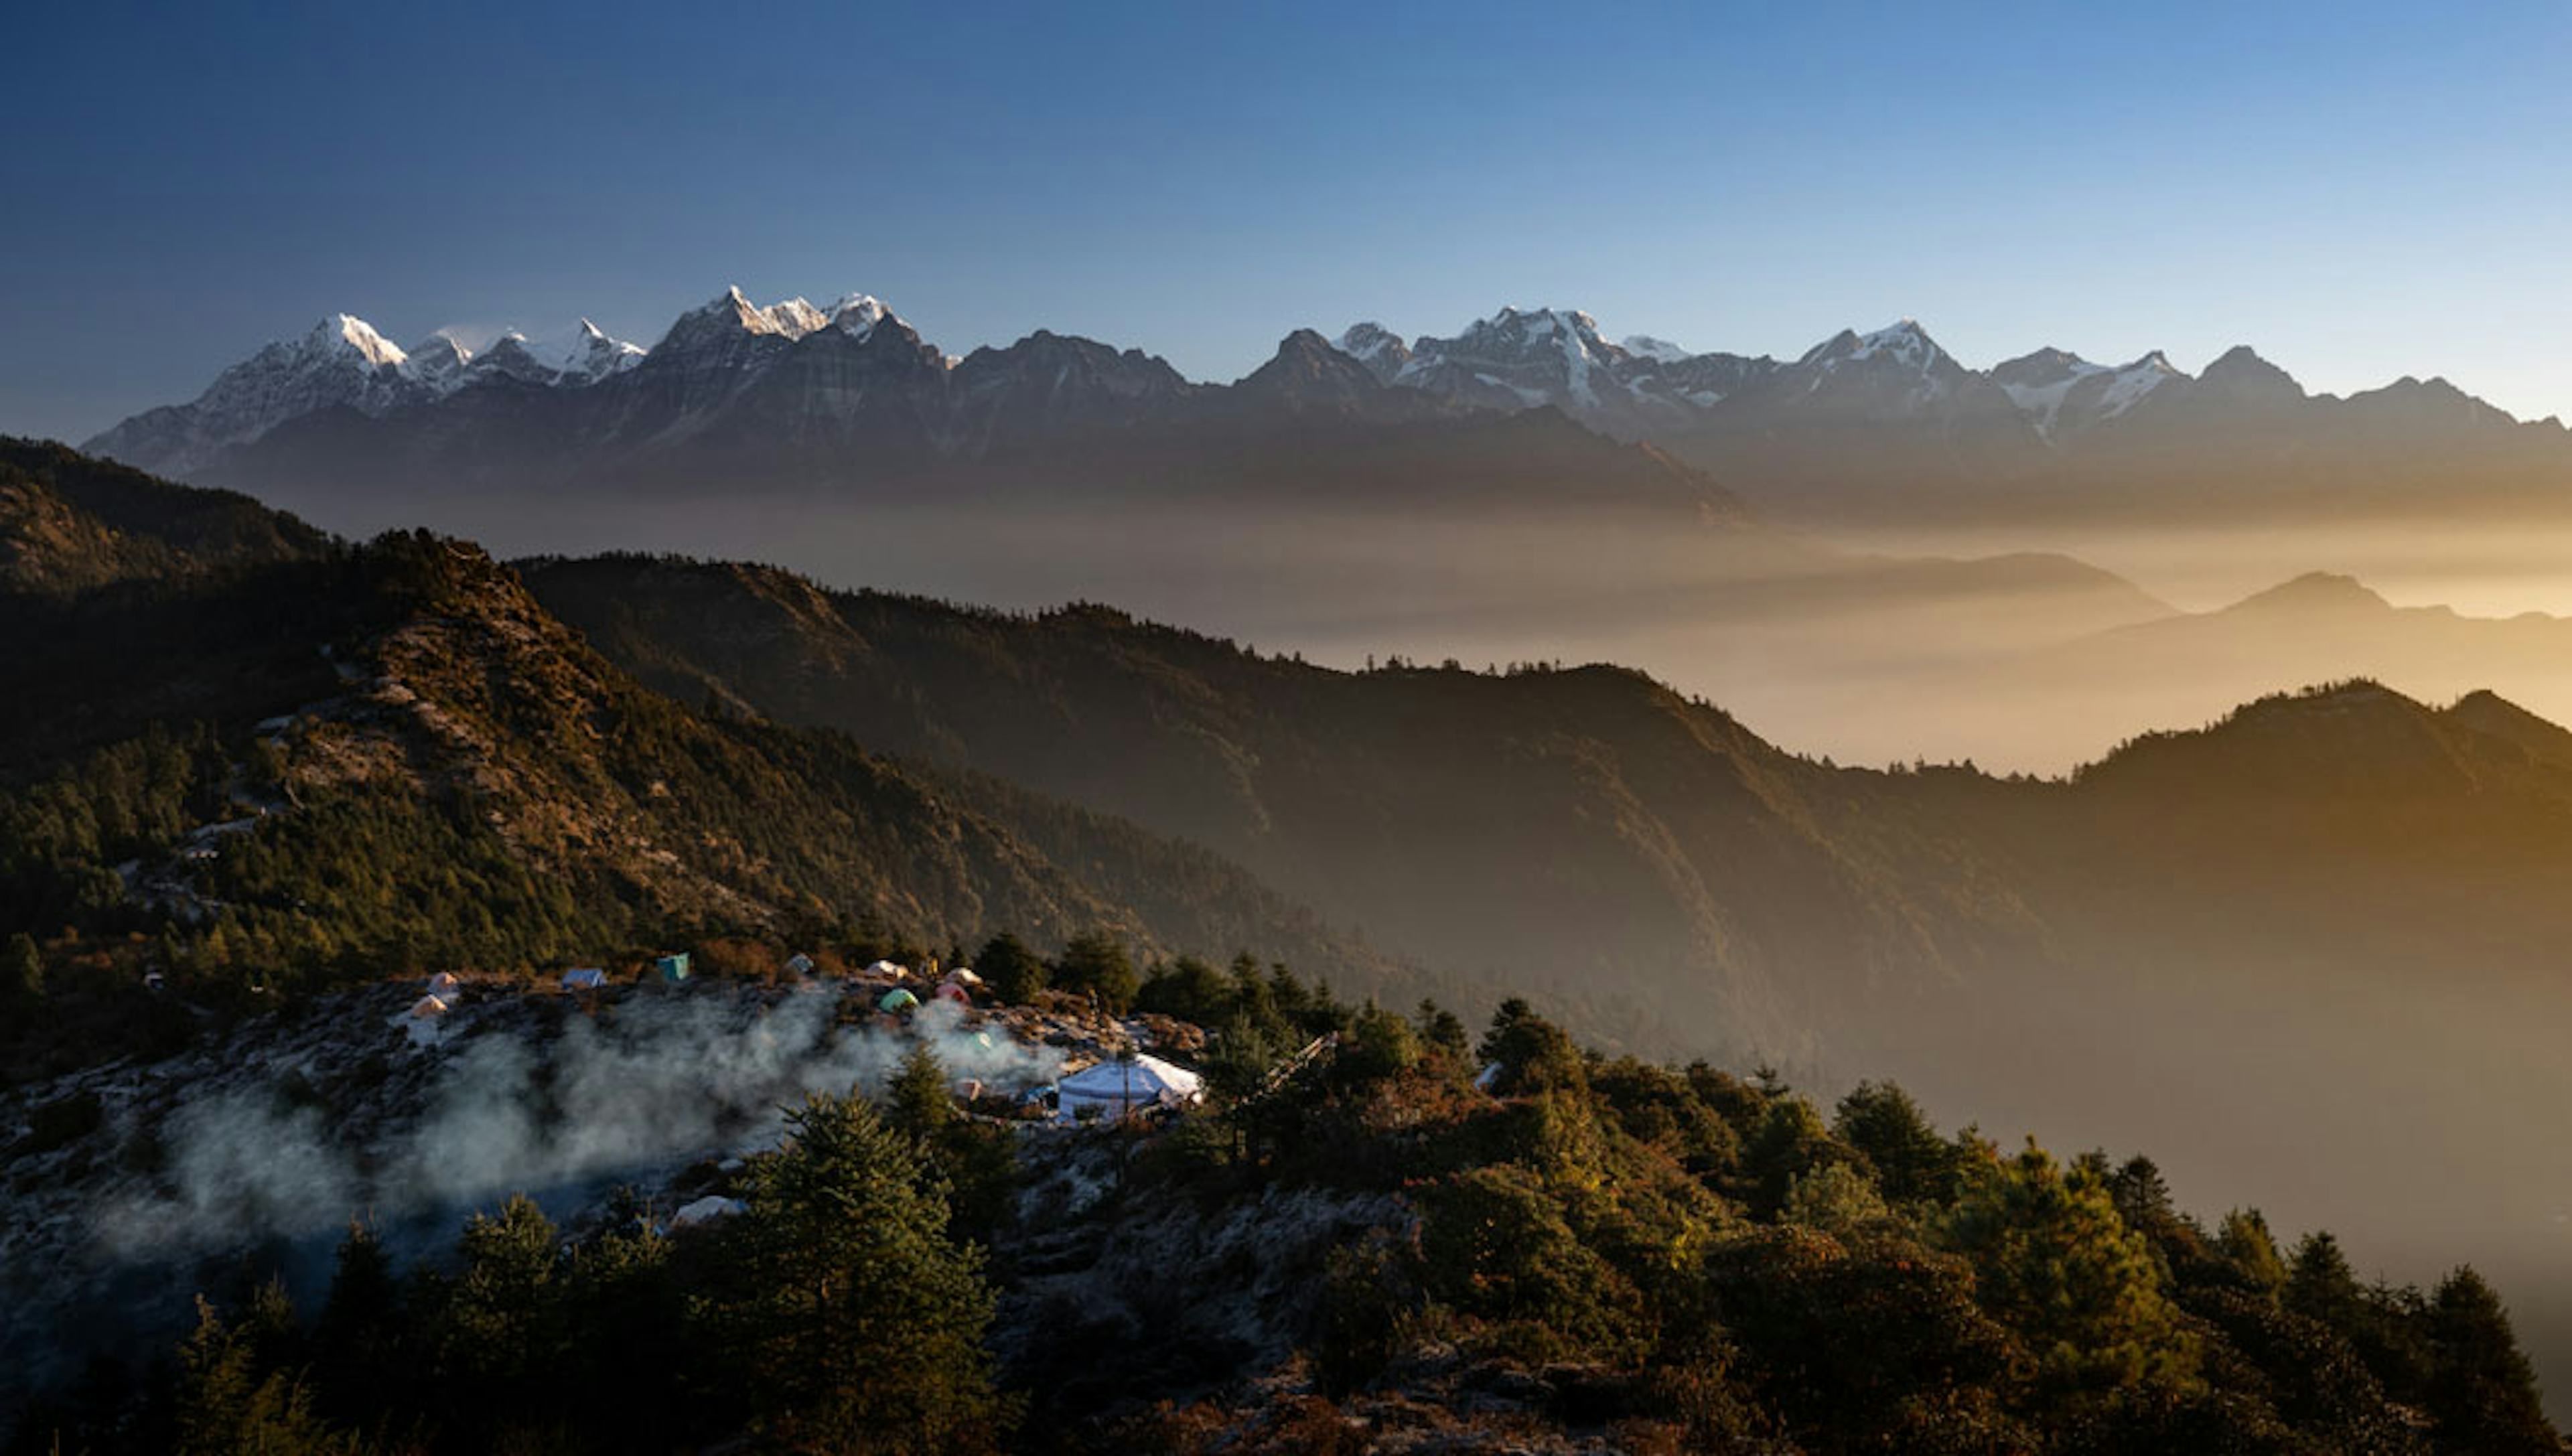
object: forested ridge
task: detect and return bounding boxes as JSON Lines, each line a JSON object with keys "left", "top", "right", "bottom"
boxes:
{"left": 0, "top": 514, "right": 1390, "bottom": 1084}
{"left": 10, "top": 978, "right": 2557, "bottom": 1453}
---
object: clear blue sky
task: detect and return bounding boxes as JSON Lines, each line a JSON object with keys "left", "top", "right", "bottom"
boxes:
{"left": 8, "top": 1, "right": 2572, "bottom": 441}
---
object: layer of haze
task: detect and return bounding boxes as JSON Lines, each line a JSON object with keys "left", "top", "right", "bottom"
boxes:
{"left": 282, "top": 482, "right": 2572, "bottom": 777}
{"left": 7, "top": 2, "right": 2572, "bottom": 442}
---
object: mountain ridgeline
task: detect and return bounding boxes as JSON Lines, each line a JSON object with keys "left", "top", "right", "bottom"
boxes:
{"left": 517, "top": 551, "right": 2572, "bottom": 1055}
{"left": 125, "top": 295, "right": 1733, "bottom": 522}
{"left": 0, "top": 467, "right": 1403, "bottom": 1088}
{"left": 0, "top": 438, "right": 330, "bottom": 594}
{"left": 82, "top": 291, "right": 2572, "bottom": 526}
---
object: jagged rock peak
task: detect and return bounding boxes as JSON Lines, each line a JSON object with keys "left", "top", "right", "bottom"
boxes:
{"left": 307, "top": 313, "right": 410, "bottom": 369}
{"left": 2199, "top": 344, "right": 2304, "bottom": 399}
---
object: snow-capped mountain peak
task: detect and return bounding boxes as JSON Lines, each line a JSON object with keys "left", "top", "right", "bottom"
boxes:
{"left": 79, "top": 311, "right": 441, "bottom": 476}
{"left": 522, "top": 319, "right": 647, "bottom": 380}
{"left": 658, "top": 287, "right": 830, "bottom": 352}
{"left": 403, "top": 332, "right": 475, "bottom": 390}
{"left": 1334, "top": 322, "right": 1403, "bottom": 361}
{"left": 825, "top": 293, "right": 891, "bottom": 340}
{"left": 1844, "top": 319, "right": 1946, "bottom": 371}
{"left": 1330, "top": 323, "right": 1412, "bottom": 383}
{"left": 1990, "top": 346, "right": 2187, "bottom": 439}
{"left": 762, "top": 297, "right": 830, "bottom": 340}
{"left": 1621, "top": 335, "right": 1693, "bottom": 365}
{"left": 1992, "top": 348, "right": 2108, "bottom": 435}
{"left": 1397, "top": 305, "right": 1629, "bottom": 409}
{"left": 314, "top": 313, "right": 409, "bottom": 370}
{"left": 1779, "top": 319, "right": 1969, "bottom": 417}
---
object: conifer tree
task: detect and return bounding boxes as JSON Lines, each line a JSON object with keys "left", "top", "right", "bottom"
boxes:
{"left": 2426, "top": 1266, "right": 2556, "bottom": 1454}
{"left": 886, "top": 1039, "right": 954, "bottom": 1137}
{"left": 973, "top": 932, "right": 1046, "bottom": 1005}
{"left": 2283, "top": 1230, "right": 2366, "bottom": 1335}
{"left": 714, "top": 1091, "right": 1010, "bottom": 1453}
{"left": 1052, "top": 932, "right": 1138, "bottom": 1013}
{"left": 313, "top": 1223, "right": 405, "bottom": 1431}
{"left": 1833, "top": 1080, "right": 1957, "bottom": 1206}
{"left": 171, "top": 1297, "right": 362, "bottom": 1456}
{"left": 1939, "top": 1143, "right": 2201, "bottom": 1396}
{"left": 3, "top": 930, "right": 43, "bottom": 1004}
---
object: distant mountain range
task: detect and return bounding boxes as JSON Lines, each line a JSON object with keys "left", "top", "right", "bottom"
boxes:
{"left": 80, "top": 291, "right": 2572, "bottom": 522}
{"left": 1331, "top": 308, "right": 2572, "bottom": 518}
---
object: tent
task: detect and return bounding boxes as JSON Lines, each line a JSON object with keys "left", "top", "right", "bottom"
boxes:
{"left": 560, "top": 967, "right": 606, "bottom": 993}
{"left": 1055, "top": 1055, "right": 1204, "bottom": 1123}
{"left": 862, "top": 959, "right": 910, "bottom": 980}
{"left": 933, "top": 981, "right": 971, "bottom": 1005}
{"left": 408, "top": 995, "right": 449, "bottom": 1019}
{"left": 671, "top": 1195, "right": 746, "bottom": 1228}
{"left": 943, "top": 967, "right": 985, "bottom": 988}
{"left": 656, "top": 952, "right": 691, "bottom": 983}
{"left": 877, "top": 988, "right": 920, "bottom": 1014}
{"left": 427, "top": 971, "right": 461, "bottom": 997}
{"left": 784, "top": 952, "right": 816, "bottom": 976}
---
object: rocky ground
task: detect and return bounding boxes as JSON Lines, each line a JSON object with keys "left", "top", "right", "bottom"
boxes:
{"left": 0, "top": 970, "right": 1212, "bottom": 1418}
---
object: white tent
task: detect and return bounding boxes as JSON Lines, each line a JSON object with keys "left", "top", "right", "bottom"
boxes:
{"left": 943, "top": 966, "right": 984, "bottom": 987}
{"left": 671, "top": 1195, "right": 746, "bottom": 1228}
{"left": 862, "top": 959, "right": 910, "bottom": 980}
{"left": 427, "top": 972, "right": 461, "bottom": 997}
{"left": 1055, "top": 1054, "right": 1204, "bottom": 1123}
{"left": 408, "top": 995, "right": 449, "bottom": 1019}
{"left": 560, "top": 967, "right": 606, "bottom": 992}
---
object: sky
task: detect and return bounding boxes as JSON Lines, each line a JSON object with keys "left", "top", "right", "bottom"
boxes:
{"left": 7, "top": 0, "right": 2572, "bottom": 443}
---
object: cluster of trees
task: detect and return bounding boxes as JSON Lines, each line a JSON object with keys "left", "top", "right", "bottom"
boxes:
{"left": 7, "top": 972, "right": 2557, "bottom": 1453}
{"left": 1137, "top": 999, "right": 2559, "bottom": 1454}
{"left": 17, "top": 1078, "right": 1012, "bottom": 1456}
{"left": 0, "top": 524, "right": 1389, "bottom": 1085}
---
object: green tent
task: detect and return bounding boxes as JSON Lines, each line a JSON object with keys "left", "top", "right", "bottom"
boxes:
{"left": 877, "top": 987, "right": 920, "bottom": 1013}
{"left": 657, "top": 952, "right": 691, "bottom": 983}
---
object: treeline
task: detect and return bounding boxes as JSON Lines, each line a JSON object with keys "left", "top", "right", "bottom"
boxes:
{"left": 9, "top": 1058, "right": 1013, "bottom": 1456}
{"left": 1138, "top": 997, "right": 2558, "bottom": 1453}
{"left": 12, "top": 990, "right": 2555, "bottom": 1454}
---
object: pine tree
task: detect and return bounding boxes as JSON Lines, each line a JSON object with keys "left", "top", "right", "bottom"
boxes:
{"left": 1743, "top": 1096, "right": 1842, "bottom": 1220}
{"left": 973, "top": 932, "right": 1046, "bottom": 1005}
{"left": 312, "top": 1223, "right": 405, "bottom": 1431}
{"left": 714, "top": 1091, "right": 1011, "bottom": 1453}
{"left": 1938, "top": 1142, "right": 2201, "bottom": 1396}
{"left": 1052, "top": 932, "right": 1138, "bottom": 1013}
{"left": 886, "top": 1039, "right": 954, "bottom": 1137}
{"left": 171, "top": 1297, "right": 362, "bottom": 1456}
{"left": 2283, "top": 1230, "right": 2365, "bottom": 1335}
{"left": 3, "top": 930, "right": 42, "bottom": 1004}
{"left": 2425, "top": 1266, "right": 2557, "bottom": 1453}
{"left": 1414, "top": 999, "right": 1470, "bottom": 1063}
{"left": 423, "top": 1193, "right": 566, "bottom": 1437}
{"left": 2216, "top": 1208, "right": 2289, "bottom": 1297}
{"left": 1832, "top": 1080, "right": 1958, "bottom": 1206}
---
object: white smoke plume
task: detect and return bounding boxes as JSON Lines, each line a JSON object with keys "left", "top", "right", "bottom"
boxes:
{"left": 100, "top": 987, "right": 1064, "bottom": 1260}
